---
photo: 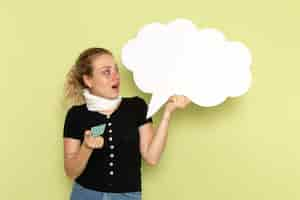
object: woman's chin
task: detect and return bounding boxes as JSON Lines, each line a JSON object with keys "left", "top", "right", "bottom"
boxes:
{"left": 112, "top": 88, "right": 120, "bottom": 96}
{"left": 109, "top": 92, "right": 120, "bottom": 99}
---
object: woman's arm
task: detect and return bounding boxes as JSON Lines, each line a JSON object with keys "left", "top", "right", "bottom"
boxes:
{"left": 63, "top": 131, "right": 104, "bottom": 180}
{"left": 139, "top": 95, "right": 190, "bottom": 166}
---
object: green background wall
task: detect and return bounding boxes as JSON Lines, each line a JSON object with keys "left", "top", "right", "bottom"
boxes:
{"left": 1, "top": 0, "right": 299, "bottom": 199}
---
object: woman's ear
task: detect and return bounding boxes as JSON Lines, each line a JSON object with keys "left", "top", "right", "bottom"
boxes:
{"left": 83, "top": 74, "right": 93, "bottom": 89}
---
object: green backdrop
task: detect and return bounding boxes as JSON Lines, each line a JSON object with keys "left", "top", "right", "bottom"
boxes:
{"left": 1, "top": 0, "right": 300, "bottom": 199}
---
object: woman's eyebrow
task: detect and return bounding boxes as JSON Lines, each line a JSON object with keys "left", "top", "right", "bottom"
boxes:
{"left": 98, "top": 66, "right": 112, "bottom": 70}
{"left": 96, "top": 64, "right": 118, "bottom": 71}
{"left": 102, "top": 64, "right": 118, "bottom": 69}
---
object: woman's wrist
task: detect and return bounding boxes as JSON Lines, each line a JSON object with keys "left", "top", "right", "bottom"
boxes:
{"left": 162, "top": 109, "right": 172, "bottom": 121}
{"left": 82, "top": 141, "right": 93, "bottom": 151}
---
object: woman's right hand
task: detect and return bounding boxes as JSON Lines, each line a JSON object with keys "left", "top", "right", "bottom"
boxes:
{"left": 83, "top": 130, "right": 104, "bottom": 149}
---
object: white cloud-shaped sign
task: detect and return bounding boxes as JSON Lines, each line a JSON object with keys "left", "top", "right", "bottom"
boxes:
{"left": 121, "top": 18, "right": 252, "bottom": 118}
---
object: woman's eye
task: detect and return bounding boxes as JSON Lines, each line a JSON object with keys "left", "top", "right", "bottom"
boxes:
{"left": 102, "top": 70, "right": 111, "bottom": 75}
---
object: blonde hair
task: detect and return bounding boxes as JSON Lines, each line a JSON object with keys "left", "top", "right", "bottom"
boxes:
{"left": 64, "top": 47, "right": 113, "bottom": 105}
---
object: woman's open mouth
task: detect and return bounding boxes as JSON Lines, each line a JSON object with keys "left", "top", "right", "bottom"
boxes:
{"left": 112, "top": 83, "right": 120, "bottom": 90}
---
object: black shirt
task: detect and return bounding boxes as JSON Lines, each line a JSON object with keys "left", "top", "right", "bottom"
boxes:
{"left": 63, "top": 96, "right": 152, "bottom": 192}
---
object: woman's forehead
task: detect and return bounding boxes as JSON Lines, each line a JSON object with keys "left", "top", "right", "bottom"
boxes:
{"left": 92, "top": 54, "right": 116, "bottom": 69}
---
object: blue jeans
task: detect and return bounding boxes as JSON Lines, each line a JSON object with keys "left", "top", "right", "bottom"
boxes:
{"left": 70, "top": 182, "right": 141, "bottom": 200}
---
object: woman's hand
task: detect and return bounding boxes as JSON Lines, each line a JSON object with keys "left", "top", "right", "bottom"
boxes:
{"left": 83, "top": 130, "right": 104, "bottom": 149}
{"left": 165, "top": 95, "right": 191, "bottom": 114}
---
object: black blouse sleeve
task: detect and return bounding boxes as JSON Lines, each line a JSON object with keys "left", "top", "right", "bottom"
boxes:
{"left": 63, "top": 106, "right": 82, "bottom": 140}
{"left": 135, "top": 97, "right": 153, "bottom": 127}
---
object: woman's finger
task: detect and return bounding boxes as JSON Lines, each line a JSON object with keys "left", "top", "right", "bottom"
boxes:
{"left": 85, "top": 130, "right": 92, "bottom": 137}
{"left": 95, "top": 137, "right": 104, "bottom": 148}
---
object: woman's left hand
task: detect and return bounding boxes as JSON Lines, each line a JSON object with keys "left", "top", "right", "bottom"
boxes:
{"left": 165, "top": 95, "right": 191, "bottom": 114}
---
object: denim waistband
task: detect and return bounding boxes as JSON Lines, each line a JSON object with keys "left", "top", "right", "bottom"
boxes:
{"left": 70, "top": 182, "right": 141, "bottom": 200}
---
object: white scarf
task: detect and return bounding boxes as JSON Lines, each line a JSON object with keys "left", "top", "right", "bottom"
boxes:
{"left": 83, "top": 89, "right": 122, "bottom": 112}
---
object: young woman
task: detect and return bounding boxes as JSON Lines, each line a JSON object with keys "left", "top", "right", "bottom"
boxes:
{"left": 63, "top": 47, "right": 190, "bottom": 200}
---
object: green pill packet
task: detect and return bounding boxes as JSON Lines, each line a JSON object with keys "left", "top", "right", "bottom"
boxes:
{"left": 91, "top": 124, "right": 106, "bottom": 137}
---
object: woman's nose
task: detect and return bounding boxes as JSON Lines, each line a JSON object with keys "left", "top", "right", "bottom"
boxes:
{"left": 112, "top": 70, "right": 120, "bottom": 81}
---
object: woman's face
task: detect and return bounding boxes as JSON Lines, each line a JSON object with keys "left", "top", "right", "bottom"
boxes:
{"left": 84, "top": 54, "right": 120, "bottom": 99}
